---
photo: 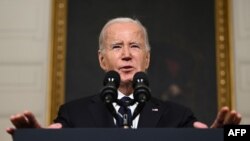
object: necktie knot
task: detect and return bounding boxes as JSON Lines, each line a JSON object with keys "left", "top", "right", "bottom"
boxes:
{"left": 119, "top": 97, "right": 132, "bottom": 107}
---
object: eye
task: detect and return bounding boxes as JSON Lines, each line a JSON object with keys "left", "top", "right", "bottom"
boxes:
{"left": 112, "top": 45, "right": 122, "bottom": 49}
{"left": 131, "top": 44, "right": 140, "bottom": 48}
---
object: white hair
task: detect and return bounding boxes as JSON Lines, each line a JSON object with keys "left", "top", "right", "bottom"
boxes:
{"left": 98, "top": 17, "right": 151, "bottom": 52}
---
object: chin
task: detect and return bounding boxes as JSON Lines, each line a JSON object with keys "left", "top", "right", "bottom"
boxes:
{"left": 120, "top": 75, "right": 133, "bottom": 84}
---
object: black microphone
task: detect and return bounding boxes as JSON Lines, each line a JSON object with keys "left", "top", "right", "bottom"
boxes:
{"left": 132, "top": 72, "right": 151, "bottom": 103}
{"left": 100, "top": 70, "right": 120, "bottom": 104}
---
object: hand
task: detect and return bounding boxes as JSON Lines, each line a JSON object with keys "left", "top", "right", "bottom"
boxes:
{"left": 193, "top": 106, "right": 242, "bottom": 128}
{"left": 6, "top": 111, "right": 62, "bottom": 135}
{"left": 210, "top": 106, "right": 241, "bottom": 128}
{"left": 6, "top": 111, "right": 41, "bottom": 135}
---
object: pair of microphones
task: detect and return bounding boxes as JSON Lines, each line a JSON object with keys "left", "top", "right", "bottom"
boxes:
{"left": 100, "top": 71, "right": 151, "bottom": 128}
{"left": 100, "top": 71, "right": 151, "bottom": 105}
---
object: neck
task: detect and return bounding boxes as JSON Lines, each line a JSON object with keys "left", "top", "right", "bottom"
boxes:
{"left": 118, "top": 82, "right": 133, "bottom": 96}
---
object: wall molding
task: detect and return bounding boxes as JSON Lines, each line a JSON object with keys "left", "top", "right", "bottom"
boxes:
{"left": 215, "top": 0, "right": 234, "bottom": 109}
{"left": 49, "top": 0, "right": 67, "bottom": 123}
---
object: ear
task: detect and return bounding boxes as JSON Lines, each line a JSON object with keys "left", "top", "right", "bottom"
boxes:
{"left": 98, "top": 51, "right": 107, "bottom": 71}
{"left": 145, "top": 51, "right": 150, "bottom": 70}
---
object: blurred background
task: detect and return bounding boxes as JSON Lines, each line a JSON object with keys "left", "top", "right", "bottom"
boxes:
{"left": 0, "top": 0, "right": 250, "bottom": 141}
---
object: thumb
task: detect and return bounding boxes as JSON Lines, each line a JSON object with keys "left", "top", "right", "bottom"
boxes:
{"left": 193, "top": 121, "right": 208, "bottom": 128}
{"left": 47, "top": 123, "right": 62, "bottom": 129}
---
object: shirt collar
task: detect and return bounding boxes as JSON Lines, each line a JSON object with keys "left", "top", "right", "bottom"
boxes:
{"left": 117, "top": 90, "right": 134, "bottom": 100}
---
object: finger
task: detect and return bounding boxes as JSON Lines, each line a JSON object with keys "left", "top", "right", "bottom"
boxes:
{"left": 234, "top": 113, "right": 242, "bottom": 125}
{"left": 193, "top": 121, "right": 208, "bottom": 128}
{"left": 224, "top": 111, "right": 242, "bottom": 125}
{"left": 211, "top": 106, "right": 230, "bottom": 128}
{"left": 23, "top": 111, "right": 41, "bottom": 128}
{"left": 224, "top": 110, "right": 237, "bottom": 125}
{"left": 10, "top": 114, "right": 30, "bottom": 128}
{"left": 217, "top": 107, "right": 230, "bottom": 123}
{"left": 6, "top": 127, "right": 15, "bottom": 135}
{"left": 48, "top": 123, "right": 62, "bottom": 129}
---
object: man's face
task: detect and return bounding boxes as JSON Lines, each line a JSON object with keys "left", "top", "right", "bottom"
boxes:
{"left": 98, "top": 22, "right": 150, "bottom": 85}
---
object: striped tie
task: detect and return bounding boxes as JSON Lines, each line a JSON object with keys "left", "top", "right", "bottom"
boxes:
{"left": 117, "top": 97, "right": 132, "bottom": 128}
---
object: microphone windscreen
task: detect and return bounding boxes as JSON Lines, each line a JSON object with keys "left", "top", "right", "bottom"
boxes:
{"left": 132, "top": 72, "right": 149, "bottom": 87}
{"left": 103, "top": 70, "right": 120, "bottom": 88}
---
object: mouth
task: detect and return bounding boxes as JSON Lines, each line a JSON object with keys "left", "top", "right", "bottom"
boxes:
{"left": 119, "top": 66, "right": 134, "bottom": 72}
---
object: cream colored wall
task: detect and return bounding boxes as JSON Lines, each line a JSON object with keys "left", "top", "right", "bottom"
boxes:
{"left": 232, "top": 0, "right": 250, "bottom": 124}
{"left": 0, "top": 0, "right": 51, "bottom": 141}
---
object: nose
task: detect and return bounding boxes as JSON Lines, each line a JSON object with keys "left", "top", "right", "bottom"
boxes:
{"left": 121, "top": 46, "right": 132, "bottom": 61}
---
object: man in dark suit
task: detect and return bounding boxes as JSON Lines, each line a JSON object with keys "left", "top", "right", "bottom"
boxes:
{"left": 7, "top": 17, "right": 241, "bottom": 133}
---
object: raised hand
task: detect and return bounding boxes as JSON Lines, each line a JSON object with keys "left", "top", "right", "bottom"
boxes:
{"left": 6, "top": 111, "right": 41, "bottom": 135}
{"left": 210, "top": 106, "right": 241, "bottom": 128}
{"left": 193, "top": 106, "right": 242, "bottom": 128}
{"left": 6, "top": 111, "right": 62, "bottom": 135}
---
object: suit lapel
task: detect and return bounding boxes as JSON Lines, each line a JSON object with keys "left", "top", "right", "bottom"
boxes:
{"left": 88, "top": 96, "right": 116, "bottom": 127}
{"left": 138, "top": 99, "right": 165, "bottom": 127}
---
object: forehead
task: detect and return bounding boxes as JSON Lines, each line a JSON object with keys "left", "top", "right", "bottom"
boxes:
{"left": 104, "top": 22, "right": 144, "bottom": 38}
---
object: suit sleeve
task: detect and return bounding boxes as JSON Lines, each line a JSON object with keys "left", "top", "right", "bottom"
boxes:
{"left": 53, "top": 104, "right": 73, "bottom": 128}
{"left": 178, "top": 107, "right": 197, "bottom": 127}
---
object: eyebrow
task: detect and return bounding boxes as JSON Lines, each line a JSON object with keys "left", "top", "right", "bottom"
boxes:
{"left": 111, "top": 42, "right": 123, "bottom": 46}
{"left": 110, "top": 41, "right": 141, "bottom": 46}
{"left": 130, "top": 41, "right": 140, "bottom": 45}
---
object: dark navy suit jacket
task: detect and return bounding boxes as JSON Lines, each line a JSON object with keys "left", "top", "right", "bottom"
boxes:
{"left": 54, "top": 94, "right": 197, "bottom": 128}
